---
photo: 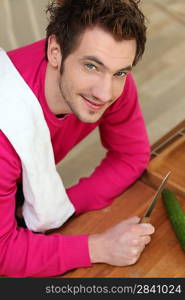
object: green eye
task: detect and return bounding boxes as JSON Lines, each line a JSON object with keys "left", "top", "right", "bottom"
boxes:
{"left": 115, "top": 71, "right": 126, "bottom": 77}
{"left": 85, "top": 64, "right": 96, "bottom": 70}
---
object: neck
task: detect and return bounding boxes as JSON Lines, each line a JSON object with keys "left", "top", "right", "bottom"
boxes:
{"left": 45, "top": 63, "right": 68, "bottom": 115}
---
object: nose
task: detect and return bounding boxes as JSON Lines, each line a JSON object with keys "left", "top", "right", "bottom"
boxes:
{"left": 92, "top": 76, "right": 113, "bottom": 103}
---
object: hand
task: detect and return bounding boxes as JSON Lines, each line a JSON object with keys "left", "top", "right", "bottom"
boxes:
{"left": 88, "top": 216, "right": 155, "bottom": 266}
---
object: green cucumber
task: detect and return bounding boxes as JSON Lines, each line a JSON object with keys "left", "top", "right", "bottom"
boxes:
{"left": 162, "top": 189, "right": 185, "bottom": 252}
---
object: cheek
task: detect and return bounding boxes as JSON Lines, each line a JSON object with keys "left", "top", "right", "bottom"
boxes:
{"left": 61, "top": 72, "right": 76, "bottom": 93}
{"left": 74, "top": 75, "right": 94, "bottom": 92}
{"left": 113, "top": 78, "right": 126, "bottom": 100}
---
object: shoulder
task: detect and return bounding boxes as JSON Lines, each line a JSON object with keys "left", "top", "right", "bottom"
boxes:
{"left": 6, "top": 39, "right": 47, "bottom": 98}
{"left": 7, "top": 40, "right": 46, "bottom": 86}
{"left": 7, "top": 39, "right": 46, "bottom": 66}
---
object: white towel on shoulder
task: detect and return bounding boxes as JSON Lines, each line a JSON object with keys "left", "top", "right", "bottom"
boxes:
{"left": 0, "top": 48, "right": 75, "bottom": 232}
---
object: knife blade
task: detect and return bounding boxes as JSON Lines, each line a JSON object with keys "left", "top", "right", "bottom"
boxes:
{"left": 140, "top": 171, "right": 171, "bottom": 223}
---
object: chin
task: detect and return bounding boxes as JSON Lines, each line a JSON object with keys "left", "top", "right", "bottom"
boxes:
{"left": 75, "top": 112, "right": 101, "bottom": 124}
{"left": 77, "top": 116, "right": 99, "bottom": 124}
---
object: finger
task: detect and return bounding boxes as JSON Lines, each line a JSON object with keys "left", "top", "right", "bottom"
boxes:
{"left": 130, "top": 245, "right": 145, "bottom": 263}
{"left": 131, "top": 235, "right": 151, "bottom": 248}
{"left": 139, "top": 223, "right": 155, "bottom": 235}
{"left": 111, "top": 217, "right": 140, "bottom": 232}
{"left": 122, "top": 216, "right": 140, "bottom": 225}
{"left": 142, "top": 235, "right": 151, "bottom": 245}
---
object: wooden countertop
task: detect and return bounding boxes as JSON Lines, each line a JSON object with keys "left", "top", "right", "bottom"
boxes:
{"left": 51, "top": 180, "right": 185, "bottom": 278}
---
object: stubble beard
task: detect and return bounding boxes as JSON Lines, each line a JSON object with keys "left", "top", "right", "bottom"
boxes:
{"left": 59, "top": 80, "right": 103, "bottom": 124}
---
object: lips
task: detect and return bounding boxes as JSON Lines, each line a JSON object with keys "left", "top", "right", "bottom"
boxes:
{"left": 82, "top": 96, "right": 105, "bottom": 111}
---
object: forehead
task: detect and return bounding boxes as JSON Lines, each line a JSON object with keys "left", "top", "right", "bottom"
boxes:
{"left": 71, "top": 26, "right": 136, "bottom": 68}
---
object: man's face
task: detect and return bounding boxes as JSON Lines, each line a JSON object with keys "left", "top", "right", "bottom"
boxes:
{"left": 58, "top": 26, "right": 136, "bottom": 123}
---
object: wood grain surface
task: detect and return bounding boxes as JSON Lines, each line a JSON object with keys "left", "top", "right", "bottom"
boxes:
{"left": 144, "top": 133, "right": 185, "bottom": 200}
{"left": 51, "top": 180, "right": 185, "bottom": 278}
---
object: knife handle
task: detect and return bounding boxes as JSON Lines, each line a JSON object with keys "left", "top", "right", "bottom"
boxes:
{"left": 140, "top": 217, "right": 151, "bottom": 223}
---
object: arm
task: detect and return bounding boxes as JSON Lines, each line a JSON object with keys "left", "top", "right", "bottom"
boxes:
{"left": 0, "top": 150, "right": 153, "bottom": 277}
{"left": 67, "top": 73, "right": 150, "bottom": 214}
{"left": 0, "top": 131, "right": 91, "bottom": 277}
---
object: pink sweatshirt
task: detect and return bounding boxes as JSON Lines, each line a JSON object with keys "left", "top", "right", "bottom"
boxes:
{"left": 0, "top": 40, "right": 150, "bottom": 277}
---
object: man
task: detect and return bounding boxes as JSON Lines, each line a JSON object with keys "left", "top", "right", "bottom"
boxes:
{"left": 0, "top": 0, "right": 154, "bottom": 277}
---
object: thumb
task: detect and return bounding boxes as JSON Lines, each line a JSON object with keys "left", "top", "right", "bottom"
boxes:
{"left": 123, "top": 216, "right": 140, "bottom": 225}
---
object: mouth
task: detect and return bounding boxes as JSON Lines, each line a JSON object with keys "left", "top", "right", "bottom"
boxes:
{"left": 81, "top": 96, "right": 105, "bottom": 111}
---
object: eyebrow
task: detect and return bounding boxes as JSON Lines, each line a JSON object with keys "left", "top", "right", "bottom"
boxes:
{"left": 82, "top": 55, "right": 133, "bottom": 73}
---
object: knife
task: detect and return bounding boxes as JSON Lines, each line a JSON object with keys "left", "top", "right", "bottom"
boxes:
{"left": 140, "top": 171, "right": 171, "bottom": 223}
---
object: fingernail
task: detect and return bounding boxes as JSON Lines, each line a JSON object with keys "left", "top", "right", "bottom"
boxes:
{"left": 141, "top": 223, "right": 155, "bottom": 232}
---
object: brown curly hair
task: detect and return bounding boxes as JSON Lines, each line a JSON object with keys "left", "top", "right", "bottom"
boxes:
{"left": 45, "top": 0, "right": 147, "bottom": 66}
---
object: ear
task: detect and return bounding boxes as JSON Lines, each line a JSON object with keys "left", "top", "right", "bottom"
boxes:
{"left": 47, "top": 35, "right": 62, "bottom": 69}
